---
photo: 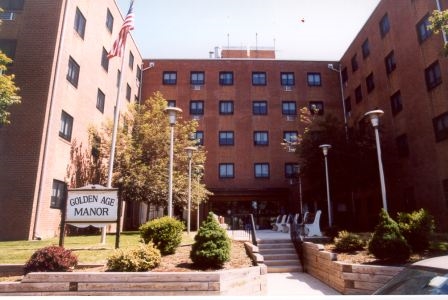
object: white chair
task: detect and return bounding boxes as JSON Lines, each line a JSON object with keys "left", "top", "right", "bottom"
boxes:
{"left": 271, "top": 215, "right": 281, "bottom": 231}
{"left": 304, "top": 210, "right": 322, "bottom": 237}
{"left": 283, "top": 213, "right": 299, "bottom": 233}
{"left": 276, "top": 215, "right": 287, "bottom": 232}
{"left": 281, "top": 214, "right": 292, "bottom": 233}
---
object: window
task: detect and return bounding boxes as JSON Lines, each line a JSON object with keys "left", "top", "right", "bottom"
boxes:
{"left": 396, "top": 134, "right": 409, "bottom": 157}
{"left": 106, "top": 8, "right": 114, "bottom": 33}
{"left": 190, "top": 100, "right": 204, "bottom": 115}
{"left": 366, "top": 73, "right": 375, "bottom": 93}
{"left": 285, "top": 163, "right": 299, "bottom": 179}
{"left": 129, "top": 51, "right": 134, "bottom": 70}
{"left": 417, "top": 14, "right": 432, "bottom": 43}
{"left": 167, "top": 100, "right": 176, "bottom": 107}
{"left": 0, "top": 39, "right": 16, "bottom": 59}
{"left": 425, "top": 61, "right": 442, "bottom": 90}
{"left": 194, "top": 131, "right": 204, "bottom": 146}
{"left": 309, "top": 101, "right": 324, "bottom": 115}
{"left": 254, "top": 131, "right": 268, "bottom": 146}
{"left": 117, "top": 70, "right": 121, "bottom": 87}
{"left": 67, "top": 56, "right": 80, "bottom": 87}
{"left": 341, "top": 67, "right": 348, "bottom": 85}
{"left": 219, "top": 131, "right": 234, "bottom": 145}
{"left": 362, "top": 39, "right": 370, "bottom": 58}
{"left": 50, "top": 180, "right": 66, "bottom": 209}
{"left": 59, "top": 110, "right": 73, "bottom": 141}
{"left": 136, "top": 65, "right": 142, "bottom": 83}
{"left": 252, "top": 72, "right": 267, "bottom": 85}
{"left": 355, "top": 85, "right": 363, "bottom": 103}
{"left": 307, "top": 72, "right": 321, "bottom": 86}
{"left": 379, "top": 14, "right": 390, "bottom": 37}
{"left": 219, "top": 101, "right": 234, "bottom": 115}
{"left": 390, "top": 91, "right": 403, "bottom": 116}
{"left": 101, "top": 47, "right": 109, "bottom": 71}
{"left": 254, "top": 163, "right": 269, "bottom": 178}
{"left": 219, "top": 163, "right": 234, "bottom": 178}
{"left": 433, "top": 112, "right": 448, "bottom": 142}
{"left": 126, "top": 83, "right": 131, "bottom": 101}
{"left": 344, "top": 97, "right": 352, "bottom": 116}
{"left": 253, "top": 101, "right": 268, "bottom": 115}
{"left": 283, "top": 131, "right": 298, "bottom": 143}
{"left": 96, "top": 89, "right": 105, "bottom": 113}
{"left": 190, "top": 71, "right": 205, "bottom": 85}
{"left": 219, "top": 72, "right": 233, "bottom": 85}
{"left": 281, "top": 72, "right": 295, "bottom": 86}
{"left": 351, "top": 54, "right": 358, "bottom": 72}
{"left": 0, "top": 0, "right": 25, "bottom": 10}
{"left": 163, "top": 72, "right": 177, "bottom": 85}
{"left": 385, "top": 51, "right": 396, "bottom": 74}
{"left": 443, "top": 179, "right": 448, "bottom": 208}
{"left": 74, "top": 8, "right": 86, "bottom": 39}
{"left": 282, "top": 101, "right": 296, "bottom": 115}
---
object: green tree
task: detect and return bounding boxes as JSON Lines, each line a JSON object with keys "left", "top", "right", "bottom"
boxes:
{"left": 0, "top": 51, "right": 21, "bottom": 125}
{"left": 429, "top": 9, "right": 448, "bottom": 55}
{"left": 96, "top": 92, "right": 211, "bottom": 216}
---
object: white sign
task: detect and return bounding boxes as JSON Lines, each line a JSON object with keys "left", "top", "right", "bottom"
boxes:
{"left": 66, "top": 186, "right": 118, "bottom": 223}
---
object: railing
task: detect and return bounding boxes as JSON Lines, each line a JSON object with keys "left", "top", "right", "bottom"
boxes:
{"left": 290, "top": 221, "right": 304, "bottom": 270}
{"left": 227, "top": 214, "right": 258, "bottom": 246}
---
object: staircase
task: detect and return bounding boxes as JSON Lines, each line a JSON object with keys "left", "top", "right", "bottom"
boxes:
{"left": 257, "top": 238, "right": 302, "bottom": 273}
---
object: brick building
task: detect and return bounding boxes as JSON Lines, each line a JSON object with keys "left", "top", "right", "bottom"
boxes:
{"left": 140, "top": 51, "right": 342, "bottom": 229}
{"left": 0, "top": 0, "right": 142, "bottom": 240}
{"left": 339, "top": 0, "right": 448, "bottom": 230}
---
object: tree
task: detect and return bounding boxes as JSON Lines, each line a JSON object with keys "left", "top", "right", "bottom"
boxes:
{"left": 94, "top": 92, "right": 211, "bottom": 216}
{"left": 429, "top": 10, "right": 448, "bottom": 55}
{"left": 0, "top": 51, "right": 21, "bottom": 125}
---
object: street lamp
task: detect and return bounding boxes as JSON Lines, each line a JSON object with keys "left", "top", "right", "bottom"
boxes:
{"left": 293, "top": 164, "right": 303, "bottom": 215}
{"left": 164, "top": 106, "right": 182, "bottom": 217}
{"left": 319, "top": 144, "right": 333, "bottom": 228}
{"left": 364, "top": 109, "right": 388, "bottom": 212}
{"left": 185, "top": 146, "right": 197, "bottom": 235}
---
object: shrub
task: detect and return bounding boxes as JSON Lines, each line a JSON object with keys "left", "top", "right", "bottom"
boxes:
{"left": 106, "top": 243, "right": 161, "bottom": 272}
{"left": 368, "top": 209, "right": 410, "bottom": 261}
{"left": 190, "top": 212, "right": 231, "bottom": 269}
{"left": 334, "top": 231, "right": 365, "bottom": 252}
{"left": 397, "top": 208, "right": 435, "bottom": 252}
{"left": 24, "top": 245, "right": 78, "bottom": 274}
{"left": 139, "top": 216, "right": 185, "bottom": 255}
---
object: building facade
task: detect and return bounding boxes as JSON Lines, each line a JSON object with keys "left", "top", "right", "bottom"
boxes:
{"left": 339, "top": 0, "right": 448, "bottom": 230}
{"left": 140, "top": 52, "right": 342, "bottom": 229}
{"left": 0, "top": 0, "right": 142, "bottom": 240}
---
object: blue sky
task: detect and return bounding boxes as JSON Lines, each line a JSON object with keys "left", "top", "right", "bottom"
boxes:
{"left": 116, "top": 0, "right": 380, "bottom": 61}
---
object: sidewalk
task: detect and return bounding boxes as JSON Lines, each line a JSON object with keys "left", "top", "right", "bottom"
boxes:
{"left": 267, "top": 272, "right": 341, "bottom": 295}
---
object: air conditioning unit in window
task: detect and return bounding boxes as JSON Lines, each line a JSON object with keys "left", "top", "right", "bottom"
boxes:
{"left": 192, "top": 115, "right": 201, "bottom": 120}
{"left": 286, "top": 115, "right": 296, "bottom": 121}
{"left": 192, "top": 85, "right": 202, "bottom": 90}
{"left": 283, "top": 85, "right": 292, "bottom": 91}
{"left": 0, "top": 12, "right": 15, "bottom": 20}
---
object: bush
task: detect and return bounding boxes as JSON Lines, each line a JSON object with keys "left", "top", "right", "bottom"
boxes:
{"left": 368, "top": 209, "right": 410, "bottom": 261}
{"left": 190, "top": 212, "right": 231, "bottom": 269}
{"left": 139, "top": 216, "right": 185, "bottom": 255}
{"left": 397, "top": 208, "right": 435, "bottom": 252}
{"left": 24, "top": 245, "right": 78, "bottom": 274}
{"left": 106, "top": 243, "right": 161, "bottom": 272}
{"left": 334, "top": 231, "right": 365, "bottom": 252}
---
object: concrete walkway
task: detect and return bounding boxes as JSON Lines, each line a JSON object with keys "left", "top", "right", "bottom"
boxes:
{"left": 229, "top": 229, "right": 341, "bottom": 296}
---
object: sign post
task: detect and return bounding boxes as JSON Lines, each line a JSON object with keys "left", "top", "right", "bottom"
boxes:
{"left": 60, "top": 184, "right": 120, "bottom": 248}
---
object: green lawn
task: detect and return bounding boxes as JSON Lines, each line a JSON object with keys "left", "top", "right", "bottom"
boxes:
{"left": 0, "top": 231, "right": 195, "bottom": 264}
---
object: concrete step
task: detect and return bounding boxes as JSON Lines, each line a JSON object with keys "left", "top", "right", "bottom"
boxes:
{"left": 264, "top": 259, "right": 300, "bottom": 266}
{"left": 257, "top": 239, "right": 290, "bottom": 245}
{"left": 259, "top": 248, "right": 296, "bottom": 255}
{"left": 258, "top": 243, "right": 294, "bottom": 250}
{"left": 262, "top": 253, "right": 299, "bottom": 261}
{"left": 267, "top": 265, "right": 302, "bottom": 273}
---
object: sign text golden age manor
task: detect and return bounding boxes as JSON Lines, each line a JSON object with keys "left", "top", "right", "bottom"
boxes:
{"left": 66, "top": 188, "right": 118, "bottom": 223}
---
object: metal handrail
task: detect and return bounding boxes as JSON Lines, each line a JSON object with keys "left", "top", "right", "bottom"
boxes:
{"left": 227, "top": 213, "right": 258, "bottom": 246}
{"left": 290, "top": 221, "right": 305, "bottom": 271}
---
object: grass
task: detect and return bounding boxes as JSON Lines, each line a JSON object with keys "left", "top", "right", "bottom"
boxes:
{"left": 0, "top": 231, "right": 196, "bottom": 264}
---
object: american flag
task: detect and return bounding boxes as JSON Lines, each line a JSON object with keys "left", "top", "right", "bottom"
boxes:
{"left": 108, "top": 0, "right": 135, "bottom": 59}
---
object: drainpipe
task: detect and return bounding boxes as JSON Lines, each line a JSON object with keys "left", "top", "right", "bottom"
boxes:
{"left": 32, "top": 0, "right": 69, "bottom": 240}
